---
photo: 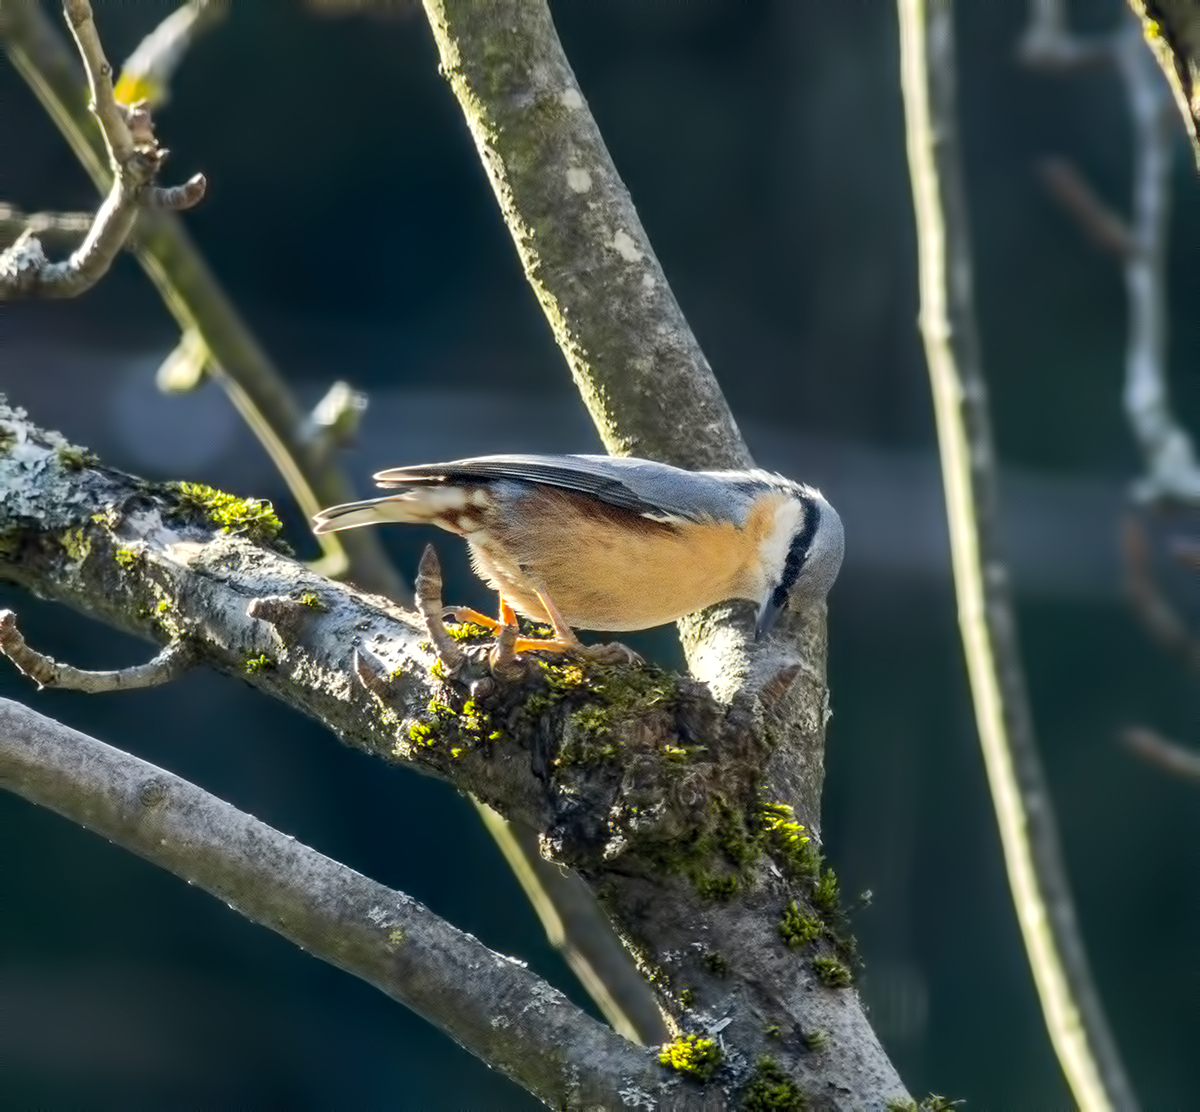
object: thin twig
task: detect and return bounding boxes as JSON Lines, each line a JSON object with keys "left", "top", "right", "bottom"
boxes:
{"left": 1123, "top": 725, "right": 1200, "bottom": 782}
{"left": 0, "top": 609, "right": 192, "bottom": 692}
{"left": 899, "top": 2, "right": 1136, "bottom": 1109}
{"left": 0, "top": 0, "right": 404, "bottom": 600}
{"left": 0, "top": 697, "right": 675, "bottom": 1107}
{"left": 0, "top": 1, "right": 204, "bottom": 301}
{"left": 1036, "top": 157, "right": 1135, "bottom": 259}
{"left": 1025, "top": 8, "right": 1200, "bottom": 504}
{"left": 1120, "top": 514, "right": 1200, "bottom": 674}
{"left": 0, "top": 203, "right": 94, "bottom": 247}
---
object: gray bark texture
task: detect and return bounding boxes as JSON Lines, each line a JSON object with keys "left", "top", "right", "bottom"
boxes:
{"left": 0, "top": 400, "right": 908, "bottom": 1107}
{"left": 1128, "top": 0, "right": 1200, "bottom": 168}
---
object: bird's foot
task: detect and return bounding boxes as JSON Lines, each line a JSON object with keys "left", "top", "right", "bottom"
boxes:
{"left": 441, "top": 606, "right": 504, "bottom": 634}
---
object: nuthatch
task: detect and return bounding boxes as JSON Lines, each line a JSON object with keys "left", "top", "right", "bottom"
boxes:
{"left": 312, "top": 454, "right": 844, "bottom": 654}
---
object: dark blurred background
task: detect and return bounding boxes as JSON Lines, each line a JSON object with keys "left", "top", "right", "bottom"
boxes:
{"left": 3, "top": 1, "right": 1199, "bottom": 1107}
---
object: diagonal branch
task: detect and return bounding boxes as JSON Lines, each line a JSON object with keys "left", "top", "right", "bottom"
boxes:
{"left": 899, "top": 2, "right": 1136, "bottom": 1109}
{"left": 0, "top": 399, "right": 909, "bottom": 1108}
{"left": 0, "top": 697, "right": 674, "bottom": 1108}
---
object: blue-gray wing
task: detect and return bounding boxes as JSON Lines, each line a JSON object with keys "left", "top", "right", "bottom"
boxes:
{"left": 373, "top": 454, "right": 755, "bottom": 525}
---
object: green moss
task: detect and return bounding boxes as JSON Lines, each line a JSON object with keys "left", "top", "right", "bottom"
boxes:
{"left": 918, "top": 1096, "right": 961, "bottom": 1111}
{"left": 444, "top": 620, "right": 493, "bottom": 643}
{"left": 759, "top": 801, "right": 820, "bottom": 879}
{"left": 677, "top": 987, "right": 694, "bottom": 1008}
{"left": 694, "top": 872, "right": 740, "bottom": 902}
{"left": 59, "top": 526, "right": 91, "bottom": 564}
{"left": 55, "top": 444, "right": 98, "bottom": 470}
{"left": 657, "top": 1034, "right": 722, "bottom": 1082}
{"left": 113, "top": 545, "right": 140, "bottom": 569}
{"left": 802, "top": 1029, "right": 829, "bottom": 1052}
{"left": 779, "top": 901, "right": 823, "bottom": 948}
{"left": 167, "top": 481, "right": 284, "bottom": 545}
{"left": 812, "top": 956, "right": 852, "bottom": 989}
{"left": 244, "top": 653, "right": 275, "bottom": 675}
{"left": 811, "top": 870, "right": 840, "bottom": 914}
{"left": 740, "top": 1057, "right": 806, "bottom": 1111}
{"left": 886, "top": 1102, "right": 918, "bottom": 1112}
{"left": 701, "top": 950, "right": 728, "bottom": 976}
{"left": 763, "top": 1023, "right": 782, "bottom": 1039}
{"left": 297, "top": 590, "right": 325, "bottom": 610}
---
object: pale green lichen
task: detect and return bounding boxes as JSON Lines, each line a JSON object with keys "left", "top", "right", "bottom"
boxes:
{"left": 59, "top": 526, "right": 91, "bottom": 564}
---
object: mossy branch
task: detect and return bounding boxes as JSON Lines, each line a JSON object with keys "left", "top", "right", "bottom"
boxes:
{"left": 0, "top": 400, "right": 909, "bottom": 1108}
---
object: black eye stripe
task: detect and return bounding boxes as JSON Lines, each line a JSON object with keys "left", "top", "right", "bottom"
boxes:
{"left": 775, "top": 498, "right": 819, "bottom": 598}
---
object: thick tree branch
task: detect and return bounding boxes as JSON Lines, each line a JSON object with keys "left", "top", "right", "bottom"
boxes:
{"left": 0, "top": 0, "right": 402, "bottom": 599}
{"left": 0, "top": 400, "right": 908, "bottom": 1106}
{"left": 0, "top": 697, "right": 677, "bottom": 1109}
{"left": 899, "top": 2, "right": 1136, "bottom": 1109}
{"left": 421, "top": 0, "right": 751, "bottom": 474}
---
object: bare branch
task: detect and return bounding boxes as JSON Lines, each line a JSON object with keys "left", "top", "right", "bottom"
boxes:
{"left": 1112, "top": 19, "right": 1200, "bottom": 503}
{"left": 1120, "top": 514, "right": 1200, "bottom": 673}
{"left": 1023, "top": 7, "right": 1200, "bottom": 504}
{"left": 0, "top": 1, "right": 205, "bottom": 301}
{"left": 0, "top": 203, "right": 94, "bottom": 247}
{"left": 1123, "top": 725, "right": 1200, "bottom": 781}
{"left": 899, "top": 2, "right": 1136, "bottom": 1109}
{"left": 0, "top": 0, "right": 404, "bottom": 600}
{"left": 0, "top": 609, "right": 192, "bottom": 692}
{"left": 0, "top": 697, "right": 677, "bottom": 1107}
{"left": 420, "top": 0, "right": 751, "bottom": 475}
{"left": 1036, "top": 158, "right": 1135, "bottom": 259}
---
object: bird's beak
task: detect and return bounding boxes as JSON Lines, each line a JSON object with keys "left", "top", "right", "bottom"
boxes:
{"left": 754, "top": 596, "right": 784, "bottom": 641}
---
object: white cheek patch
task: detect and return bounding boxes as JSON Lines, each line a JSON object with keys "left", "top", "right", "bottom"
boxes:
{"left": 758, "top": 497, "right": 806, "bottom": 589}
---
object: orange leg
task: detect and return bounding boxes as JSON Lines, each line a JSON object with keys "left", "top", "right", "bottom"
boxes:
{"left": 444, "top": 596, "right": 520, "bottom": 634}
{"left": 510, "top": 590, "right": 584, "bottom": 655}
